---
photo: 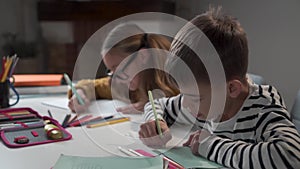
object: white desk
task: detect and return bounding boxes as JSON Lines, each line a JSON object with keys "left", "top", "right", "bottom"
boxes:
{"left": 0, "top": 94, "right": 190, "bottom": 169}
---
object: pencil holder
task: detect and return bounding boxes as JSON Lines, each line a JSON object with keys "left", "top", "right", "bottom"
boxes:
{"left": 0, "top": 79, "right": 19, "bottom": 109}
{"left": 0, "top": 80, "right": 9, "bottom": 108}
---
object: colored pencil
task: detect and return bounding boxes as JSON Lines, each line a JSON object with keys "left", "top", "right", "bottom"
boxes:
{"left": 80, "top": 115, "right": 114, "bottom": 126}
{"left": 86, "top": 117, "right": 130, "bottom": 128}
{"left": 148, "top": 90, "right": 163, "bottom": 138}
{"left": 67, "top": 114, "right": 93, "bottom": 127}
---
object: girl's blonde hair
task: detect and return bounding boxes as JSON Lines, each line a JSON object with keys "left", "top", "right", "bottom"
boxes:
{"left": 102, "top": 23, "right": 179, "bottom": 101}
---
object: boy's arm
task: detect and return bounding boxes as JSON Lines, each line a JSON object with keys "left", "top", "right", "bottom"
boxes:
{"left": 197, "top": 111, "right": 300, "bottom": 169}
{"left": 140, "top": 94, "right": 189, "bottom": 148}
{"left": 143, "top": 94, "right": 194, "bottom": 126}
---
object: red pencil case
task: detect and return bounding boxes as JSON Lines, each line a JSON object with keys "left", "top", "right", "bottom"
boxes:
{"left": 0, "top": 107, "right": 72, "bottom": 148}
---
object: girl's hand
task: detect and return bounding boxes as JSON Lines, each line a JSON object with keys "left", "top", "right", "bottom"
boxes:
{"left": 68, "top": 89, "right": 91, "bottom": 113}
{"left": 139, "top": 120, "right": 172, "bottom": 148}
{"left": 116, "top": 101, "right": 146, "bottom": 114}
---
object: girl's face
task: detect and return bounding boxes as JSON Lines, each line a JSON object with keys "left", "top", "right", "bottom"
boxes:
{"left": 103, "top": 50, "right": 141, "bottom": 91}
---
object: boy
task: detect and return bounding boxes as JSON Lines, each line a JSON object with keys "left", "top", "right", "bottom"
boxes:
{"left": 138, "top": 7, "right": 300, "bottom": 168}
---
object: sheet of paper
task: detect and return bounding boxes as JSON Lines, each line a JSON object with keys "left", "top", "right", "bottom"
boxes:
{"left": 52, "top": 154, "right": 163, "bottom": 169}
{"left": 158, "top": 146, "right": 222, "bottom": 169}
{"left": 41, "top": 98, "right": 69, "bottom": 110}
{"left": 41, "top": 99, "right": 129, "bottom": 117}
{"left": 88, "top": 99, "right": 128, "bottom": 117}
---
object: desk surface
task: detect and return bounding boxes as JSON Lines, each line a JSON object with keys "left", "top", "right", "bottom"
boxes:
{"left": 1, "top": 94, "right": 191, "bottom": 169}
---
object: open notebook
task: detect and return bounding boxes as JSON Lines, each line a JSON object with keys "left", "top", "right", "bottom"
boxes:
{"left": 52, "top": 147, "right": 222, "bottom": 169}
{"left": 52, "top": 154, "right": 163, "bottom": 169}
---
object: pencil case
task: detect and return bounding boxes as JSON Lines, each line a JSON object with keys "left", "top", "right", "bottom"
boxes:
{"left": 0, "top": 107, "right": 72, "bottom": 148}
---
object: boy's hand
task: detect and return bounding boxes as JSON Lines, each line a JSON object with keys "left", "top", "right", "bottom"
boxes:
{"left": 183, "top": 130, "right": 211, "bottom": 156}
{"left": 68, "top": 89, "right": 90, "bottom": 113}
{"left": 183, "top": 130, "right": 201, "bottom": 155}
{"left": 139, "top": 120, "right": 172, "bottom": 148}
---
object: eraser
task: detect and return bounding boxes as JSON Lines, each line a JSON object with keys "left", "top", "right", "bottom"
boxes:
{"left": 14, "top": 136, "right": 29, "bottom": 144}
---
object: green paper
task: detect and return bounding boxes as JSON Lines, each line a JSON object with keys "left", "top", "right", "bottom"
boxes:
{"left": 53, "top": 155, "right": 163, "bottom": 169}
{"left": 158, "top": 147, "right": 222, "bottom": 169}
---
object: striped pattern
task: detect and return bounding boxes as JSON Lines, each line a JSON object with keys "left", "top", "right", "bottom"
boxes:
{"left": 143, "top": 82, "right": 300, "bottom": 168}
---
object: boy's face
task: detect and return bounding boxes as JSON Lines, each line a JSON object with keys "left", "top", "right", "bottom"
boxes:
{"left": 181, "top": 82, "right": 211, "bottom": 120}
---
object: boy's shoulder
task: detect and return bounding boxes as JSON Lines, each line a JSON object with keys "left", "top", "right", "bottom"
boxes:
{"left": 245, "top": 83, "right": 287, "bottom": 111}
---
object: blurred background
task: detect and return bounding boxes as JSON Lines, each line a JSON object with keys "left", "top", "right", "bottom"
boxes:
{"left": 0, "top": 0, "right": 299, "bottom": 110}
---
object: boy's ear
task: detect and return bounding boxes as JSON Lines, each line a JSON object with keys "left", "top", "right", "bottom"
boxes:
{"left": 227, "top": 80, "right": 242, "bottom": 98}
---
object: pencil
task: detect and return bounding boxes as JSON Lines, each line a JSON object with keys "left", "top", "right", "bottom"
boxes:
{"left": 68, "top": 114, "right": 78, "bottom": 124}
{"left": 148, "top": 90, "right": 163, "bottom": 138}
{"left": 1, "top": 56, "right": 13, "bottom": 82}
{"left": 0, "top": 114, "right": 37, "bottom": 122}
{"left": 86, "top": 117, "right": 130, "bottom": 128}
{"left": 163, "top": 156, "right": 185, "bottom": 169}
{"left": 63, "top": 73, "right": 85, "bottom": 105}
{"left": 47, "top": 110, "right": 53, "bottom": 118}
{"left": 0, "top": 111, "right": 30, "bottom": 116}
{"left": 80, "top": 115, "right": 114, "bottom": 126}
{"left": 67, "top": 114, "right": 93, "bottom": 127}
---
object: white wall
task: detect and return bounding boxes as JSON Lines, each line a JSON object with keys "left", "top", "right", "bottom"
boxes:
{"left": 176, "top": 0, "right": 300, "bottom": 110}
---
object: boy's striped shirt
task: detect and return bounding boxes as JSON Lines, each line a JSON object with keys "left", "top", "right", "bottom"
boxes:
{"left": 143, "top": 82, "right": 300, "bottom": 168}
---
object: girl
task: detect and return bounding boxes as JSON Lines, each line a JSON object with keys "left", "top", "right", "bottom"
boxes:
{"left": 68, "top": 23, "right": 178, "bottom": 113}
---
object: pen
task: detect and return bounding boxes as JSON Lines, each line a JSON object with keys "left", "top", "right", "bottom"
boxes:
{"left": 63, "top": 73, "right": 85, "bottom": 105}
{"left": 148, "top": 90, "right": 163, "bottom": 138}
{"left": 128, "top": 149, "right": 144, "bottom": 157}
{"left": 61, "top": 113, "right": 71, "bottom": 128}
{"left": 118, "top": 146, "right": 137, "bottom": 156}
{"left": 86, "top": 117, "right": 130, "bottom": 128}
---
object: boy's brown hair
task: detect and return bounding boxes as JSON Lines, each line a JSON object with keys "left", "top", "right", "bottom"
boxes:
{"left": 169, "top": 7, "right": 248, "bottom": 85}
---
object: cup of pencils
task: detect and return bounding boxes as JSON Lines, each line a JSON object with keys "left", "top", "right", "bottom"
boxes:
{"left": 0, "top": 55, "right": 20, "bottom": 109}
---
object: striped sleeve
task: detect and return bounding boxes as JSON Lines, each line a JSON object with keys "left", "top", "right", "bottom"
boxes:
{"left": 143, "top": 95, "right": 193, "bottom": 125}
{"left": 198, "top": 109, "right": 300, "bottom": 169}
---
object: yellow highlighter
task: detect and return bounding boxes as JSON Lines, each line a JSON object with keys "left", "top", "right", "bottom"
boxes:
{"left": 86, "top": 117, "right": 130, "bottom": 128}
